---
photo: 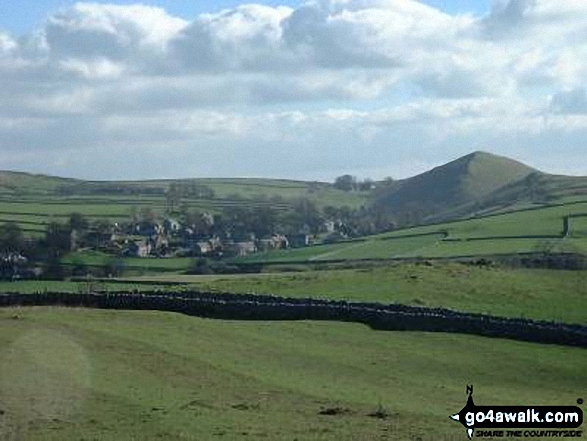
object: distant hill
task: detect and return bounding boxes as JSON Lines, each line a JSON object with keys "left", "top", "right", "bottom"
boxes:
{"left": 0, "top": 172, "right": 370, "bottom": 237}
{"left": 371, "top": 151, "right": 537, "bottom": 223}
{"left": 1, "top": 151, "right": 586, "bottom": 232}
{"left": 0, "top": 171, "right": 371, "bottom": 209}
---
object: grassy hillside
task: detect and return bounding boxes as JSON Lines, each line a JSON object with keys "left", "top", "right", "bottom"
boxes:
{"left": 1, "top": 151, "right": 585, "bottom": 240}
{"left": 0, "top": 175, "right": 369, "bottom": 236}
{"left": 371, "top": 151, "right": 535, "bottom": 222}
{"left": 0, "top": 171, "right": 79, "bottom": 195}
{"left": 0, "top": 307, "right": 584, "bottom": 440}
{"left": 238, "top": 199, "right": 587, "bottom": 263}
{"left": 0, "top": 171, "right": 360, "bottom": 203}
{"left": 119, "top": 264, "right": 587, "bottom": 325}
{"left": 0, "top": 151, "right": 586, "bottom": 258}
{"left": 434, "top": 172, "right": 587, "bottom": 221}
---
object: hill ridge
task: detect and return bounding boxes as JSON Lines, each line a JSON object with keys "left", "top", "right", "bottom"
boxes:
{"left": 371, "top": 150, "right": 537, "bottom": 223}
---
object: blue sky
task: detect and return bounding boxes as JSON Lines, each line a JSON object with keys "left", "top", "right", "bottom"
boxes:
{"left": 0, "top": 0, "right": 585, "bottom": 181}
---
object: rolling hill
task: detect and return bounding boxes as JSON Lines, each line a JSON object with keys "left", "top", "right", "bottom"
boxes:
{"left": 1, "top": 150, "right": 587, "bottom": 242}
{"left": 371, "top": 151, "right": 587, "bottom": 224}
{"left": 237, "top": 197, "right": 587, "bottom": 265}
{"left": 370, "top": 151, "right": 537, "bottom": 222}
{"left": 0, "top": 171, "right": 370, "bottom": 209}
{"left": 0, "top": 173, "right": 370, "bottom": 236}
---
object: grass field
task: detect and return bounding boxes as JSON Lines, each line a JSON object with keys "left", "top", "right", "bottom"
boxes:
{"left": 0, "top": 280, "right": 164, "bottom": 294}
{"left": 237, "top": 201, "right": 587, "bottom": 264}
{"left": 0, "top": 175, "right": 369, "bottom": 236}
{"left": 63, "top": 251, "right": 193, "bottom": 273}
{"left": 0, "top": 307, "right": 584, "bottom": 441}
{"left": 571, "top": 216, "right": 587, "bottom": 237}
{"left": 3, "top": 262, "right": 587, "bottom": 324}
{"left": 0, "top": 166, "right": 586, "bottom": 441}
{"left": 123, "top": 264, "right": 587, "bottom": 325}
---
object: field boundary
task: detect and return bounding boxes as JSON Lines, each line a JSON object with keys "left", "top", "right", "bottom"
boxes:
{"left": 234, "top": 251, "right": 587, "bottom": 269}
{"left": 2, "top": 291, "right": 586, "bottom": 348}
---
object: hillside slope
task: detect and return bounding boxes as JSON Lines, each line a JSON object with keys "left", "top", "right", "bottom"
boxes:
{"left": 1, "top": 151, "right": 585, "bottom": 234}
{"left": 439, "top": 172, "right": 587, "bottom": 219}
{"left": 371, "top": 151, "right": 536, "bottom": 222}
{"left": 0, "top": 173, "right": 370, "bottom": 236}
{"left": 0, "top": 172, "right": 367, "bottom": 207}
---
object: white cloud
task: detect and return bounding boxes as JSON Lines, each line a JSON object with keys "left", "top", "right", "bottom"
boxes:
{"left": 0, "top": 32, "right": 17, "bottom": 54}
{"left": 0, "top": 0, "right": 586, "bottom": 179}
{"left": 46, "top": 3, "right": 188, "bottom": 54}
{"left": 60, "top": 57, "right": 126, "bottom": 79}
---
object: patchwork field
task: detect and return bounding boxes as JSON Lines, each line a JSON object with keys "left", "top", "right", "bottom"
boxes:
{"left": 238, "top": 201, "right": 587, "bottom": 264}
{"left": 0, "top": 165, "right": 586, "bottom": 441}
{"left": 0, "top": 176, "right": 369, "bottom": 237}
{"left": 0, "top": 307, "right": 584, "bottom": 441}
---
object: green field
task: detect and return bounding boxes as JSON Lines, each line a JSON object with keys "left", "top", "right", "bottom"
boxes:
{"left": 3, "top": 262, "right": 587, "bottom": 324}
{"left": 121, "top": 264, "right": 587, "bottom": 325}
{"left": 63, "top": 251, "right": 193, "bottom": 273}
{"left": 571, "top": 216, "right": 587, "bottom": 237}
{"left": 0, "top": 280, "right": 164, "bottom": 294}
{"left": 0, "top": 174, "right": 369, "bottom": 237}
{"left": 0, "top": 162, "right": 586, "bottom": 441}
{"left": 238, "top": 201, "right": 587, "bottom": 264}
{"left": 0, "top": 307, "right": 584, "bottom": 440}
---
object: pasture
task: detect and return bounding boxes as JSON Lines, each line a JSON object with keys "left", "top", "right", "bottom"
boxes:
{"left": 0, "top": 176, "right": 369, "bottom": 237}
{"left": 0, "top": 280, "right": 164, "bottom": 294}
{"left": 62, "top": 251, "right": 193, "bottom": 274}
{"left": 121, "top": 264, "right": 587, "bottom": 325}
{"left": 0, "top": 307, "right": 584, "bottom": 440}
{"left": 238, "top": 200, "right": 587, "bottom": 263}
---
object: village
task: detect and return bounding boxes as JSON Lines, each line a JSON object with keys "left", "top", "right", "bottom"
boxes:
{"left": 102, "top": 216, "right": 317, "bottom": 259}
{"left": 66, "top": 206, "right": 346, "bottom": 261}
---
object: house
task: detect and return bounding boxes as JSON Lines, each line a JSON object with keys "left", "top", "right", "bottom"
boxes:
{"left": 323, "top": 221, "right": 336, "bottom": 234}
{"left": 134, "top": 221, "right": 160, "bottom": 237}
{"left": 257, "top": 234, "right": 288, "bottom": 251}
{"left": 122, "top": 240, "right": 152, "bottom": 257}
{"left": 196, "top": 241, "right": 213, "bottom": 255}
{"left": 0, "top": 252, "right": 29, "bottom": 280}
{"left": 287, "top": 234, "right": 312, "bottom": 248}
{"left": 163, "top": 218, "right": 181, "bottom": 235}
{"left": 201, "top": 212, "right": 215, "bottom": 226}
{"left": 154, "top": 233, "right": 169, "bottom": 253}
{"left": 257, "top": 238, "right": 274, "bottom": 252}
{"left": 230, "top": 241, "right": 257, "bottom": 257}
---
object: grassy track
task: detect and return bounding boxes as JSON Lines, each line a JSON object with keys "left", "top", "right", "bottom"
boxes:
{"left": 0, "top": 307, "right": 584, "bottom": 440}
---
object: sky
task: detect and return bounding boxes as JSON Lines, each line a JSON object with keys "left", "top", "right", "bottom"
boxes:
{"left": 0, "top": 0, "right": 585, "bottom": 181}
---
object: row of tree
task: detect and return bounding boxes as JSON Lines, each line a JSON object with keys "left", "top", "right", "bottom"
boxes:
{"left": 332, "top": 175, "right": 396, "bottom": 192}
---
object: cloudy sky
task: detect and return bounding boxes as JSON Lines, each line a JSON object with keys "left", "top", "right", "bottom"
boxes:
{"left": 0, "top": 0, "right": 585, "bottom": 181}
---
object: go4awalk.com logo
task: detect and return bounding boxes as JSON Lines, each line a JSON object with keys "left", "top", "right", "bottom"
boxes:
{"left": 449, "top": 386, "right": 583, "bottom": 439}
